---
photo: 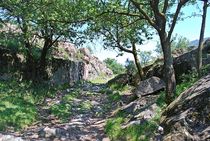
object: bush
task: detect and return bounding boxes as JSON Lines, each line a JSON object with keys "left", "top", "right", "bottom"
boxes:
{"left": 104, "top": 58, "right": 125, "bottom": 74}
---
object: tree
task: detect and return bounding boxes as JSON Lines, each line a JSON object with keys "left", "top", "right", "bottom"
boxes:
{"left": 103, "top": 58, "right": 125, "bottom": 74}
{"left": 94, "top": 0, "right": 196, "bottom": 104}
{"left": 88, "top": 3, "right": 153, "bottom": 80}
{"left": 139, "top": 51, "right": 154, "bottom": 66}
{"left": 155, "top": 35, "right": 190, "bottom": 56}
{"left": 0, "top": 0, "right": 91, "bottom": 80}
{"left": 197, "top": 0, "right": 209, "bottom": 76}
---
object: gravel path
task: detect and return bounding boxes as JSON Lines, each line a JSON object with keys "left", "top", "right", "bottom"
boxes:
{"left": 0, "top": 83, "right": 116, "bottom": 141}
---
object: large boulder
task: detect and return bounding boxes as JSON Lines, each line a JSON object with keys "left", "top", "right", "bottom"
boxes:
{"left": 107, "top": 73, "right": 130, "bottom": 86}
{"left": 48, "top": 59, "right": 84, "bottom": 86}
{"left": 145, "top": 47, "right": 210, "bottom": 83}
{"left": 160, "top": 74, "right": 210, "bottom": 141}
{"left": 134, "top": 76, "right": 165, "bottom": 98}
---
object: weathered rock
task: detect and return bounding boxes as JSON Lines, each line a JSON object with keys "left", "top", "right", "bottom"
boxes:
{"left": 120, "top": 98, "right": 158, "bottom": 129}
{"left": 0, "top": 43, "right": 113, "bottom": 83}
{"left": 134, "top": 76, "right": 165, "bottom": 97}
{"left": 80, "top": 52, "right": 113, "bottom": 80}
{"left": 53, "top": 42, "right": 77, "bottom": 59}
{"left": 107, "top": 73, "right": 130, "bottom": 86}
{"left": 160, "top": 74, "right": 210, "bottom": 141}
{"left": 142, "top": 47, "right": 210, "bottom": 84}
{"left": 48, "top": 59, "right": 84, "bottom": 86}
{"left": 0, "top": 134, "right": 24, "bottom": 141}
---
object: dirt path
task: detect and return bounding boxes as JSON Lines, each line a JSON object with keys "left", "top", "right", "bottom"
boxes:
{"left": 17, "top": 83, "right": 115, "bottom": 141}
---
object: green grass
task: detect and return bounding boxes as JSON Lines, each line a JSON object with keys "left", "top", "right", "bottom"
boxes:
{"left": 50, "top": 90, "right": 80, "bottom": 121}
{"left": 90, "top": 73, "right": 114, "bottom": 84}
{"left": 0, "top": 79, "right": 59, "bottom": 131}
{"left": 50, "top": 89, "right": 93, "bottom": 121}
{"left": 50, "top": 103, "right": 72, "bottom": 121}
{"left": 105, "top": 112, "right": 160, "bottom": 141}
{"left": 105, "top": 69, "right": 206, "bottom": 141}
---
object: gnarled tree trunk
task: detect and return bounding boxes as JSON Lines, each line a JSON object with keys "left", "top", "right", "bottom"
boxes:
{"left": 159, "top": 32, "right": 176, "bottom": 104}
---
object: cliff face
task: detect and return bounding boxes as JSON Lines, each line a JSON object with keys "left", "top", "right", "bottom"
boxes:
{"left": 160, "top": 74, "right": 210, "bottom": 141}
{"left": 0, "top": 42, "right": 113, "bottom": 85}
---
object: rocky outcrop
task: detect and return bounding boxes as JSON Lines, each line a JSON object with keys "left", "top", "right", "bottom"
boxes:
{"left": 145, "top": 47, "right": 210, "bottom": 83}
{"left": 134, "top": 76, "right": 165, "bottom": 98}
{"left": 160, "top": 74, "right": 210, "bottom": 141}
{"left": 48, "top": 59, "right": 84, "bottom": 85}
{"left": 107, "top": 73, "right": 130, "bottom": 86}
{"left": 51, "top": 42, "right": 113, "bottom": 81}
{"left": 78, "top": 48, "right": 113, "bottom": 80}
{"left": 0, "top": 42, "right": 113, "bottom": 84}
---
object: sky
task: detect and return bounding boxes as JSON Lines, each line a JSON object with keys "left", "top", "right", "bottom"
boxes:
{"left": 89, "top": 1, "right": 210, "bottom": 64}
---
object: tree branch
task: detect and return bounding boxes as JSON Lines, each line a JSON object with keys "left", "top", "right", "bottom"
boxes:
{"left": 168, "top": 0, "right": 189, "bottom": 40}
{"left": 162, "top": 0, "right": 169, "bottom": 14}
{"left": 129, "top": 0, "right": 158, "bottom": 30}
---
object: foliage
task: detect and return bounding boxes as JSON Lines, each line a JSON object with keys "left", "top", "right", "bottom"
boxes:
{"left": 104, "top": 58, "right": 125, "bottom": 74}
{"left": 0, "top": 0, "right": 94, "bottom": 79}
{"left": 105, "top": 111, "right": 160, "bottom": 141}
{"left": 138, "top": 50, "right": 154, "bottom": 66}
{"left": 155, "top": 35, "right": 190, "bottom": 56}
{"left": 125, "top": 59, "right": 137, "bottom": 75}
{"left": 90, "top": 73, "right": 114, "bottom": 84}
{"left": 0, "top": 75, "right": 64, "bottom": 131}
{"left": 50, "top": 103, "right": 72, "bottom": 122}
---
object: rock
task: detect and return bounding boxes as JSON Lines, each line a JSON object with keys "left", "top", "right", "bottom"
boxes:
{"left": 107, "top": 73, "right": 130, "bottom": 86}
{"left": 134, "top": 76, "right": 165, "bottom": 97}
{"left": 53, "top": 42, "right": 77, "bottom": 59}
{"left": 48, "top": 59, "right": 84, "bottom": 86}
{"left": 145, "top": 47, "right": 210, "bottom": 83}
{"left": 134, "top": 103, "right": 158, "bottom": 120}
{"left": 79, "top": 48, "right": 91, "bottom": 57}
{"left": 0, "top": 134, "right": 24, "bottom": 141}
{"left": 160, "top": 74, "right": 210, "bottom": 141}
{"left": 39, "top": 126, "right": 56, "bottom": 138}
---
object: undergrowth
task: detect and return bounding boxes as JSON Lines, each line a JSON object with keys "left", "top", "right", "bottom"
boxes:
{"left": 0, "top": 79, "right": 59, "bottom": 131}
{"left": 105, "top": 68, "right": 209, "bottom": 141}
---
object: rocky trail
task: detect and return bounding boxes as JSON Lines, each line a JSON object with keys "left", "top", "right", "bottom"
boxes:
{"left": 0, "top": 82, "right": 123, "bottom": 141}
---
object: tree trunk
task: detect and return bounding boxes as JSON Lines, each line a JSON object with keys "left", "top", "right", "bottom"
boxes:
{"left": 197, "top": 0, "right": 208, "bottom": 77}
{"left": 39, "top": 45, "right": 49, "bottom": 70}
{"left": 132, "top": 42, "right": 145, "bottom": 80}
{"left": 38, "top": 38, "right": 52, "bottom": 79}
{"left": 160, "top": 32, "right": 176, "bottom": 104}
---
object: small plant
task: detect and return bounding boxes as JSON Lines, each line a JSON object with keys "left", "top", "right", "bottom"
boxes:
{"left": 50, "top": 103, "right": 72, "bottom": 121}
{"left": 105, "top": 117, "right": 124, "bottom": 140}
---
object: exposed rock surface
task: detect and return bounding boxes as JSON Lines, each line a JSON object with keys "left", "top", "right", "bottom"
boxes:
{"left": 78, "top": 48, "right": 113, "bottom": 80}
{"left": 0, "top": 134, "right": 24, "bottom": 141}
{"left": 160, "top": 74, "right": 210, "bottom": 141}
{"left": 129, "top": 46, "right": 210, "bottom": 85}
{"left": 0, "top": 43, "right": 113, "bottom": 85}
{"left": 107, "top": 73, "right": 130, "bottom": 86}
{"left": 134, "top": 76, "right": 165, "bottom": 97}
{"left": 48, "top": 59, "right": 85, "bottom": 85}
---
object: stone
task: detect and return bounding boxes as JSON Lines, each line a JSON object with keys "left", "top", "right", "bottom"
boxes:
{"left": 160, "top": 74, "right": 210, "bottom": 141}
{"left": 145, "top": 47, "right": 210, "bottom": 83}
{"left": 107, "top": 73, "right": 130, "bottom": 86}
{"left": 134, "top": 76, "right": 165, "bottom": 97}
{"left": 79, "top": 48, "right": 91, "bottom": 57}
{"left": 48, "top": 59, "right": 84, "bottom": 86}
{"left": 0, "top": 134, "right": 24, "bottom": 141}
